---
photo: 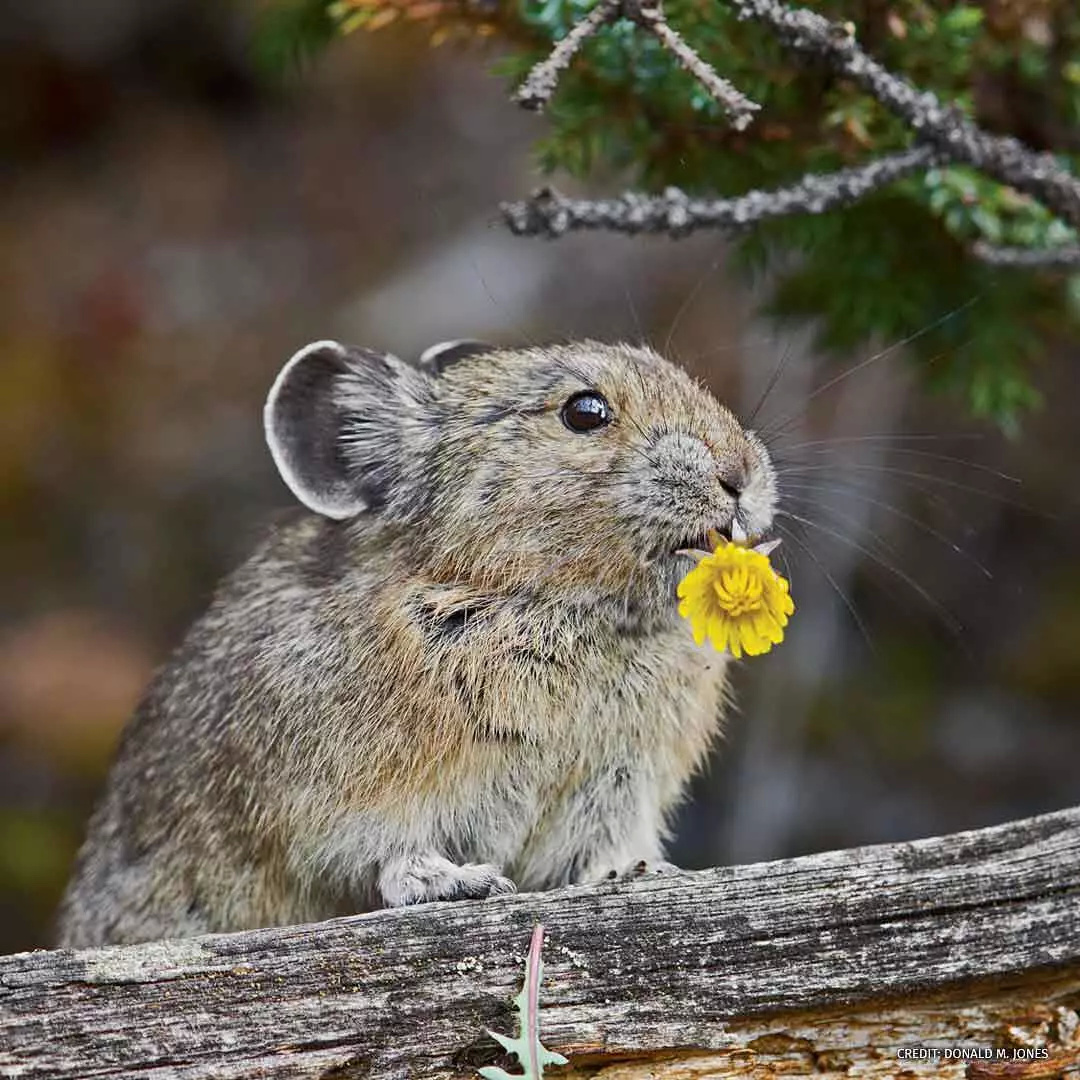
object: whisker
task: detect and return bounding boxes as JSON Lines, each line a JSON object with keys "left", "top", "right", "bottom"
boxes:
{"left": 622, "top": 279, "right": 648, "bottom": 349}
{"left": 680, "top": 327, "right": 810, "bottom": 369}
{"left": 630, "top": 354, "right": 650, "bottom": 400}
{"left": 774, "top": 546, "right": 794, "bottom": 592}
{"left": 624, "top": 411, "right": 657, "bottom": 449}
{"left": 758, "top": 299, "right": 980, "bottom": 441}
{"left": 621, "top": 436, "right": 662, "bottom": 471}
{"left": 778, "top": 510, "right": 969, "bottom": 646}
{"left": 772, "top": 432, "right": 987, "bottom": 451}
{"left": 778, "top": 480, "right": 993, "bottom": 579}
{"left": 779, "top": 491, "right": 904, "bottom": 561}
{"left": 776, "top": 466, "right": 973, "bottom": 534}
{"left": 778, "top": 445, "right": 1021, "bottom": 484}
{"left": 774, "top": 521, "right": 875, "bottom": 653}
{"left": 746, "top": 337, "right": 796, "bottom": 428}
{"left": 679, "top": 339, "right": 757, "bottom": 366}
{"left": 549, "top": 354, "right": 597, "bottom": 387}
{"left": 454, "top": 218, "right": 542, "bottom": 350}
{"left": 663, "top": 255, "right": 723, "bottom": 359}
{"left": 775, "top": 462, "right": 1040, "bottom": 512}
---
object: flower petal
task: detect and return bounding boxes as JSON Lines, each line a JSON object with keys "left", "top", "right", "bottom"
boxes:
{"left": 675, "top": 536, "right": 796, "bottom": 658}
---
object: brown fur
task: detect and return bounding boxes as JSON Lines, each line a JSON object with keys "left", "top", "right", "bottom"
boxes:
{"left": 56, "top": 340, "right": 777, "bottom": 946}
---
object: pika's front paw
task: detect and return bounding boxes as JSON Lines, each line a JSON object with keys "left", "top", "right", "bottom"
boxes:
{"left": 379, "top": 854, "right": 517, "bottom": 907}
{"left": 604, "top": 859, "right": 689, "bottom": 882}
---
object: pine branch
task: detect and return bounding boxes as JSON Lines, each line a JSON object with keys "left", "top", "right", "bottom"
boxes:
{"left": 504, "top": 0, "right": 1080, "bottom": 258}
{"left": 502, "top": 145, "right": 938, "bottom": 236}
{"left": 724, "top": 0, "right": 1080, "bottom": 231}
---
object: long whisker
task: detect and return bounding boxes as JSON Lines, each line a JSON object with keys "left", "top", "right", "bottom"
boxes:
{"left": 778, "top": 510, "right": 968, "bottom": 644}
{"left": 772, "top": 432, "right": 987, "bottom": 450}
{"left": 679, "top": 338, "right": 758, "bottom": 366}
{"left": 779, "top": 491, "right": 904, "bottom": 561}
{"left": 746, "top": 337, "right": 795, "bottom": 427}
{"left": 681, "top": 327, "right": 811, "bottom": 368}
{"left": 622, "top": 279, "right": 648, "bottom": 349}
{"left": 773, "top": 521, "right": 874, "bottom": 652}
{"left": 623, "top": 411, "right": 657, "bottom": 450}
{"left": 758, "top": 298, "right": 980, "bottom": 441}
{"left": 549, "top": 354, "right": 597, "bottom": 386}
{"left": 630, "top": 354, "right": 650, "bottom": 401}
{"left": 778, "top": 445, "right": 1021, "bottom": 484}
{"left": 462, "top": 230, "right": 541, "bottom": 351}
{"left": 778, "top": 481, "right": 993, "bottom": 578}
{"left": 777, "top": 466, "right": 972, "bottom": 534}
{"left": 774, "top": 546, "right": 795, "bottom": 592}
{"left": 775, "top": 462, "right": 1040, "bottom": 512}
{"left": 663, "top": 255, "right": 722, "bottom": 358}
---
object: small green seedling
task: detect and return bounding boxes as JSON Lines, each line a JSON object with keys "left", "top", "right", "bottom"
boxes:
{"left": 479, "top": 924, "right": 568, "bottom": 1080}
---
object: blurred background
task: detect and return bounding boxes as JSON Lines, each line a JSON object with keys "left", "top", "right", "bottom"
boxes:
{"left": 2, "top": 0, "right": 1078, "bottom": 955}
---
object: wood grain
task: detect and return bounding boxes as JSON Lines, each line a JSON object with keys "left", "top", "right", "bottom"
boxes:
{"left": 2, "top": 806, "right": 1079, "bottom": 1079}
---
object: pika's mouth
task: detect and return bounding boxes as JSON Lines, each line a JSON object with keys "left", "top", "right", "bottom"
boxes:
{"left": 672, "top": 520, "right": 746, "bottom": 557}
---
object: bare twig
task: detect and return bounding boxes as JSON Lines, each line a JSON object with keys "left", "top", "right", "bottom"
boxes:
{"left": 505, "top": 0, "right": 1080, "bottom": 260}
{"left": 514, "top": 0, "right": 759, "bottom": 128}
{"left": 513, "top": 0, "right": 619, "bottom": 110}
{"left": 502, "top": 145, "right": 938, "bottom": 237}
{"left": 626, "top": 0, "right": 759, "bottom": 130}
{"left": 972, "top": 241, "right": 1080, "bottom": 269}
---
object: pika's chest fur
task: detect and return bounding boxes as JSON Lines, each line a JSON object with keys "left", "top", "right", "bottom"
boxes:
{"left": 259, "top": 518, "right": 730, "bottom": 892}
{"left": 406, "top": 575, "right": 725, "bottom": 743}
{"left": 313, "top": 572, "right": 730, "bottom": 876}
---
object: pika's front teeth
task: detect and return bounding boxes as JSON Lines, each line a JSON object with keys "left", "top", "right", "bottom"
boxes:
{"left": 730, "top": 519, "right": 748, "bottom": 543}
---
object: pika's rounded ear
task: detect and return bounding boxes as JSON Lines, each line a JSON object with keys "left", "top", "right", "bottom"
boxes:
{"left": 264, "top": 340, "right": 431, "bottom": 520}
{"left": 265, "top": 341, "right": 365, "bottom": 519}
{"left": 418, "top": 339, "right": 494, "bottom": 375}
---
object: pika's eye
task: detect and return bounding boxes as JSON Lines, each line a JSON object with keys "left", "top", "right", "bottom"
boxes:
{"left": 561, "top": 391, "right": 612, "bottom": 433}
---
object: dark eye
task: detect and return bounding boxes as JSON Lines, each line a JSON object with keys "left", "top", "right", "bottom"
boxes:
{"left": 561, "top": 391, "right": 612, "bottom": 433}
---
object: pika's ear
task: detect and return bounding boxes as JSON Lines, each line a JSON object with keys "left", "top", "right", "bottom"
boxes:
{"left": 264, "top": 340, "right": 433, "bottom": 520}
{"left": 418, "top": 339, "right": 494, "bottom": 375}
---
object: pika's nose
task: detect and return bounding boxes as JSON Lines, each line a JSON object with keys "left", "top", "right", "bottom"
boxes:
{"left": 717, "top": 461, "right": 747, "bottom": 499}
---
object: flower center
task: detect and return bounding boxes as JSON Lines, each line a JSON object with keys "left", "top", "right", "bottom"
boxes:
{"left": 712, "top": 565, "right": 764, "bottom": 617}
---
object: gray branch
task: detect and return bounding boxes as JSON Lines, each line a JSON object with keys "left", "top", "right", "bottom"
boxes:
{"left": 513, "top": 0, "right": 619, "bottom": 110}
{"left": 514, "top": 0, "right": 758, "bottom": 128}
{"left": 627, "top": 0, "right": 759, "bottom": 130}
{"left": 3, "top": 805, "right": 1080, "bottom": 1079}
{"left": 726, "top": 0, "right": 1080, "bottom": 230}
{"left": 502, "top": 145, "right": 938, "bottom": 236}
{"left": 972, "top": 240, "right": 1080, "bottom": 268}
{"left": 506, "top": 0, "right": 1080, "bottom": 257}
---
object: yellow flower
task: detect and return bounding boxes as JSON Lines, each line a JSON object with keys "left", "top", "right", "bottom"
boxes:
{"left": 677, "top": 537, "right": 795, "bottom": 658}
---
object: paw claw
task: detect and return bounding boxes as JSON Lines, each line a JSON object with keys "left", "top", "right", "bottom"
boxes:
{"left": 604, "top": 859, "right": 687, "bottom": 883}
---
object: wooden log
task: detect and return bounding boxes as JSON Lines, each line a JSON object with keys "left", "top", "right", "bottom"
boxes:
{"left": 2, "top": 806, "right": 1079, "bottom": 1079}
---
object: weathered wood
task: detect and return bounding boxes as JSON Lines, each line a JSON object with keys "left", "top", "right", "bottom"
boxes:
{"left": 2, "top": 806, "right": 1079, "bottom": 1079}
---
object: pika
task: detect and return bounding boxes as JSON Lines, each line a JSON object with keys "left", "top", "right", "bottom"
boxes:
{"left": 56, "top": 339, "right": 777, "bottom": 947}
